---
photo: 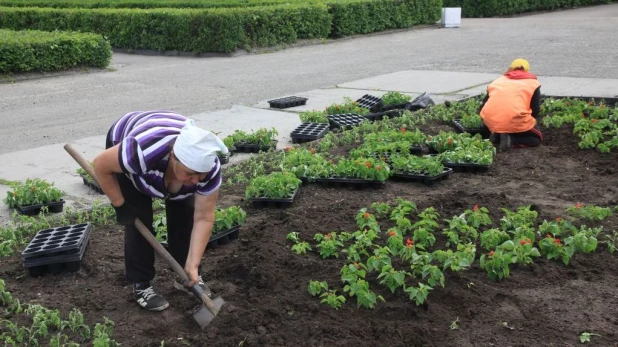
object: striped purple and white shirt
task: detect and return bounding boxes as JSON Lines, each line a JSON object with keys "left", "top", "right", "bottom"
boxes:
{"left": 108, "top": 111, "right": 221, "bottom": 200}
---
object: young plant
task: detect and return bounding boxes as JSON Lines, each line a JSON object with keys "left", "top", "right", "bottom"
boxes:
{"left": 432, "top": 243, "right": 476, "bottom": 272}
{"left": 343, "top": 279, "right": 384, "bottom": 309}
{"left": 314, "top": 232, "right": 344, "bottom": 259}
{"left": 404, "top": 283, "right": 433, "bottom": 306}
{"left": 459, "top": 114, "right": 483, "bottom": 129}
{"left": 370, "top": 202, "right": 391, "bottom": 219}
{"left": 604, "top": 231, "right": 618, "bottom": 253}
{"left": 319, "top": 290, "right": 347, "bottom": 310}
{"left": 307, "top": 280, "right": 328, "bottom": 296}
{"left": 572, "top": 226, "right": 601, "bottom": 253}
{"left": 479, "top": 249, "right": 512, "bottom": 281}
{"left": 480, "top": 228, "right": 510, "bottom": 251}
{"left": 3, "top": 178, "right": 64, "bottom": 207}
{"left": 280, "top": 147, "right": 332, "bottom": 180}
{"left": 443, "top": 216, "right": 478, "bottom": 247}
{"left": 503, "top": 239, "right": 540, "bottom": 265}
{"left": 579, "top": 332, "right": 601, "bottom": 343}
{"left": 245, "top": 172, "right": 301, "bottom": 199}
{"left": 390, "top": 198, "right": 417, "bottom": 220}
{"left": 213, "top": 206, "right": 247, "bottom": 233}
{"left": 463, "top": 204, "right": 492, "bottom": 228}
{"left": 331, "top": 157, "right": 390, "bottom": 181}
{"left": 377, "top": 265, "right": 407, "bottom": 293}
{"left": 389, "top": 155, "right": 444, "bottom": 176}
{"left": 355, "top": 209, "right": 380, "bottom": 233}
{"left": 538, "top": 234, "right": 575, "bottom": 265}
{"left": 500, "top": 206, "right": 538, "bottom": 231}
{"left": 325, "top": 97, "right": 370, "bottom": 116}
{"left": 230, "top": 128, "right": 278, "bottom": 147}
{"left": 292, "top": 242, "right": 312, "bottom": 255}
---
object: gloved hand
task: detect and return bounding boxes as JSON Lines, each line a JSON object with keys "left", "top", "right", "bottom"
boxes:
{"left": 113, "top": 203, "right": 140, "bottom": 226}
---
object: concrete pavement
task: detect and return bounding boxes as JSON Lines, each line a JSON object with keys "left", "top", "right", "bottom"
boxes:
{"left": 1, "top": 69, "right": 618, "bottom": 225}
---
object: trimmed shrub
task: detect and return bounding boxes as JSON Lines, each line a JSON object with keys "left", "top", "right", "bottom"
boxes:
{"left": 0, "top": 28, "right": 111, "bottom": 73}
{"left": 0, "top": 5, "right": 331, "bottom": 52}
{"left": 0, "top": 0, "right": 317, "bottom": 9}
{"left": 442, "top": 0, "right": 613, "bottom": 17}
{"left": 329, "top": 0, "right": 442, "bottom": 37}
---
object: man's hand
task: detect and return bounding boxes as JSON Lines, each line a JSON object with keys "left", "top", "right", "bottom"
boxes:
{"left": 184, "top": 263, "right": 199, "bottom": 287}
{"left": 113, "top": 202, "right": 139, "bottom": 226}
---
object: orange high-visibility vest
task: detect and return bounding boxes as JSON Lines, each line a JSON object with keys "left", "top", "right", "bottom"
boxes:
{"left": 480, "top": 76, "right": 540, "bottom": 133}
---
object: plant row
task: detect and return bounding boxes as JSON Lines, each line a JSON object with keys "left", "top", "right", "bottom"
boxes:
{"left": 0, "top": 279, "right": 119, "bottom": 346}
{"left": 0, "top": 0, "right": 441, "bottom": 53}
{"left": 285, "top": 199, "right": 618, "bottom": 309}
{"left": 541, "top": 97, "right": 618, "bottom": 153}
{"left": 0, "top": 29, "right": 111, "bottom": 73}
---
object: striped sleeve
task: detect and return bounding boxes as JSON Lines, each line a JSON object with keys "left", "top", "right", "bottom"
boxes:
{"left": 196, "top": 158, "right": 222, "bottom": 196}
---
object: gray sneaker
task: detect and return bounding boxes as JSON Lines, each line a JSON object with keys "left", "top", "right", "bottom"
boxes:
{"left": 173, "top": 275, "right": 212, "bottom": 297}
{"left": 134, "top": 284, "right": 169, "bottom": 312}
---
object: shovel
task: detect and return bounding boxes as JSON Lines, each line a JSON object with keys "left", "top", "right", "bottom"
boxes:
{"left": 64, "top": 143, "right": 224, "bottom": 329}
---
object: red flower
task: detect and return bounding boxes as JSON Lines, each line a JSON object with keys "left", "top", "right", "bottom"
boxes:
{"left": 575, "top": 203, "right": 583, "bottom": 209}
{"left": 554, "top": 238, "right": 561, "bottom": 245}
{"left": 519, "top": 239, "right": 527, "bottom": 246}
{"left": 389, "top": 231, "right": 396, "bottom": 237}
{"left": 473, "top": 204, "right": 479, "bottom": 211}
{"left": 365, "top": 161, "right": 372, "bottom": 168}
{"left": 489, "top": 251, "right": 495, "bottom": 257}
{"left": 591, "top": 119, "right": 597, "bottom": 123}
{"left": 406, "top": 244, "right": 413, "bottom": 249}
{"left": 545, "top": 234, "right": 552, "bottom": 238}
{"left": 364, "top": 212, "right": 370, "bottom": 219}
{"left": 406, "top": 238, "right": 414, "bottom": 246}
{"left": 325, "top": 233, "right": 332, "bottom": 239}
{"left": 400, "top": 127, "right": 406, "bottom": 133}
{"left": 555, "top": 217, "right": 562, "bottom": 222}
{"left": 285, "top": 147, "right": 292, "bottom": 152}
{"left": 447, "top": 138, "right": 453, "bottom": 145}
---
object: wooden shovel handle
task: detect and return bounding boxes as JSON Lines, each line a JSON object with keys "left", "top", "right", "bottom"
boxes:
{"left": 63, "top": 143, "right": 219, "bottom": 315}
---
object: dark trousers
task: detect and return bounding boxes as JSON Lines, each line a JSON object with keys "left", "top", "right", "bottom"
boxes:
{"left": 106, "top": 133, "right": 195, "bottom": 284}
{"left": 481, "top": 124, "right": 543, "bottom": 147}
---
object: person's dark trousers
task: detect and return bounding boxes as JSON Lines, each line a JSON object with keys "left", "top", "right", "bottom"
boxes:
{"left": 165, "top": 196, "right": 195, "bottom": 271}
{"left": 480, "top": 123, "right": 543, "bottom": 148}
{"left": 106, "top": 131, "right": 155, "bottom": 284}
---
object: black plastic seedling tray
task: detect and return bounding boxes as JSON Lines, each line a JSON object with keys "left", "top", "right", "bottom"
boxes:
{"left": 250, "top": 188, "right": 299, "bottom": 208}
{"left": 327, "top": 114, "right": 366, "bottom": 130}
{"left": 364, "top": 109, "right": 403, "bottom": 122}
{"left": 234, "top": 140, "right": 278, "bottom": 153}
{"left": 22, "top": 223, "right": 92, "bottom": 261}
{"left": 451, "top": 119, "right": 484, "bottom": 136}
{"left": 218, "top": 151, "right": 233, "bottom": 165}
{"left": 16, "top": 200, "right": 65, "bottom": 216}
{"left": 315, "top": 177, "right": 385, "bottom": 189}
{"left": 355, "top": 94, "right": 383, "bottom": 113}
{"left": 443, "top": 162, "right": 491, "bottom": 173}
{"left": 208, "top": 225, "right": 241, "bottom": 249}
{"left": 268, "top": 96, "right": 308, "bottom": 109}
{"left": 381, "top": 102, "right": 412, "bottom": 112}
{"left": 392, "top": 167, "right": 453, "bottom": 185}
{"left": 81, "top": 175, "right": 104, "bottom": 194}
{"left": 542, "top": 95, "right": 618, "bottom": 107}
{"left": 290, "top": 123, "right": 329, "bottom": 144}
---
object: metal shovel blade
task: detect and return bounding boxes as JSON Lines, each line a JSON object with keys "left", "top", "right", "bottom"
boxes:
{"left": 192, "top": 296, "right": 225, "bottom": 329}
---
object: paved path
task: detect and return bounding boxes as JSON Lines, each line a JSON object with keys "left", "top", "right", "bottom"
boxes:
{"left": 1, "top": 3, "right": 617, "bottom": 153}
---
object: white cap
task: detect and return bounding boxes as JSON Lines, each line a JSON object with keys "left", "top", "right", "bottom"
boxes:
{"left": 173, "top": 119, "right": 228, "bottom": 173}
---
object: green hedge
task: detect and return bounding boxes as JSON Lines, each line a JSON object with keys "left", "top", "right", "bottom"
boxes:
{"left": 442, "top": 0, "right": 613, "bottom": 17}
{"left": 0, "top": 4, "right": 332, "bottom": 52}
{"left": 0, "top": 29, "right": 111, "bottom": 73}
{"left": 329, "top": 0, "right": 442, "bottom": 37}
{"left": 0, "top": 0, "right": 442, "bottom": 52}
{"left": 0, "top": 0, "right": 314, "bottom": 9}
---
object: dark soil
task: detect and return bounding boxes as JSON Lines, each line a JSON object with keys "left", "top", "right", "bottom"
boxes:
{"left": 2, "top": 126, "right": 618, "bottom": 347}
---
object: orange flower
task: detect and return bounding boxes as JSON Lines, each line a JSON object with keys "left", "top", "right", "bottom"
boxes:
{"left": 555, "top": 217, "right": 562, "bottom": 222}
{"left": 310, "top": 148, "right": 316, "bottom": 154}
{"left": 591, "top": 119, "right": 597, "bottom": 123}
{"left": 553, "top": 238, "right": 561, "bottom": 245}
{"left": 325, "top": 233, "right": 332, "bottom": 239}
{"left": 406, "top": 238, "right": 414, "bottom": 246}
{"left": 447, "top": 138, "right": 453, "bottom": 145}
{"left": 575, "top": 203, "right": 583, "bottom": 209}
{"left": 546, "top": 233, "right": 552, "bottom": 238}
{"left": 285, "top": 147, "right": 292, "bottom": 152}
{"left": 473, "top": 204, "right": 479, "bottom": 211}
{"left": 364, "top": 212, "right": 370, "bottom": 219}
{"left": 388, "top": 231, "right": 396, "bottom": 237}
{"left": 365, "top": 161, "right": 372, "bottom": 168}
{"left": 489, "top": 251, "right": 495, "bottom": 257}
{"left": 376, "top": 165, "right": 382, "bottom": 170}
{"left": 400, "top": 127, "right": 406, "bottom": 133}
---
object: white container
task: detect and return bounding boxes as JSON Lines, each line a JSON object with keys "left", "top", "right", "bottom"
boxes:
{"left": 441, "top": 7, "right": 461, "bottom": 28}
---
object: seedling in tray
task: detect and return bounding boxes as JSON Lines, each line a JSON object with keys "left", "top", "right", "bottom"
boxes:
{"left": 3, "top": 178, "right": 65, "bottom": 215}
{"left": 324, "top": 97, "right": 370, "bottom": 116}
{"left": 327, "top": 114, "right": 367, "bottom": 130}
{"left": 77, "top": 166, "right": 104, "bottom": 194}
{"left": 280, "top": 147, "right": 332, "bottom": 181}
{"left": 315, "top": 157, "right": 389, "bottom": 188}
{"left": 299, "top": 110, "right": 329, "bottom": 123}
{"left": 230, "top": 127, "right": 279, "bottom": 152}
{"left": 381, "top": 91, "right": 412, "bottom": 108}
{"left": 245, "top": 171, "right": 302, "bottom": 207}
{"left": 209, "top": 206, "right": 247, "bottom": 248}
{"left": 390, "top": 155, "right": 452, "bottom": 185}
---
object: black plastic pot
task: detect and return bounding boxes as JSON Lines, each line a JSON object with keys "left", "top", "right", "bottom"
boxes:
{"left": 355, "top": 94, "right": 383, "bottom": 113}
{"left": 81, "top": 174, "right": 104, "bottom": 194}
{"left": 327, "top": 114, "right": 366, "bottom": 130}
{"left": 249, "top": 188, "right": 299, "bottom": 208}
{"left": 234, "top": 140, "right": 278, "bottom": 153}
{"left": 391, "top": 167, "right": 453, "bottom": 185}
{"left": 315, "top": 177, "right": 385, "bottom": 189}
